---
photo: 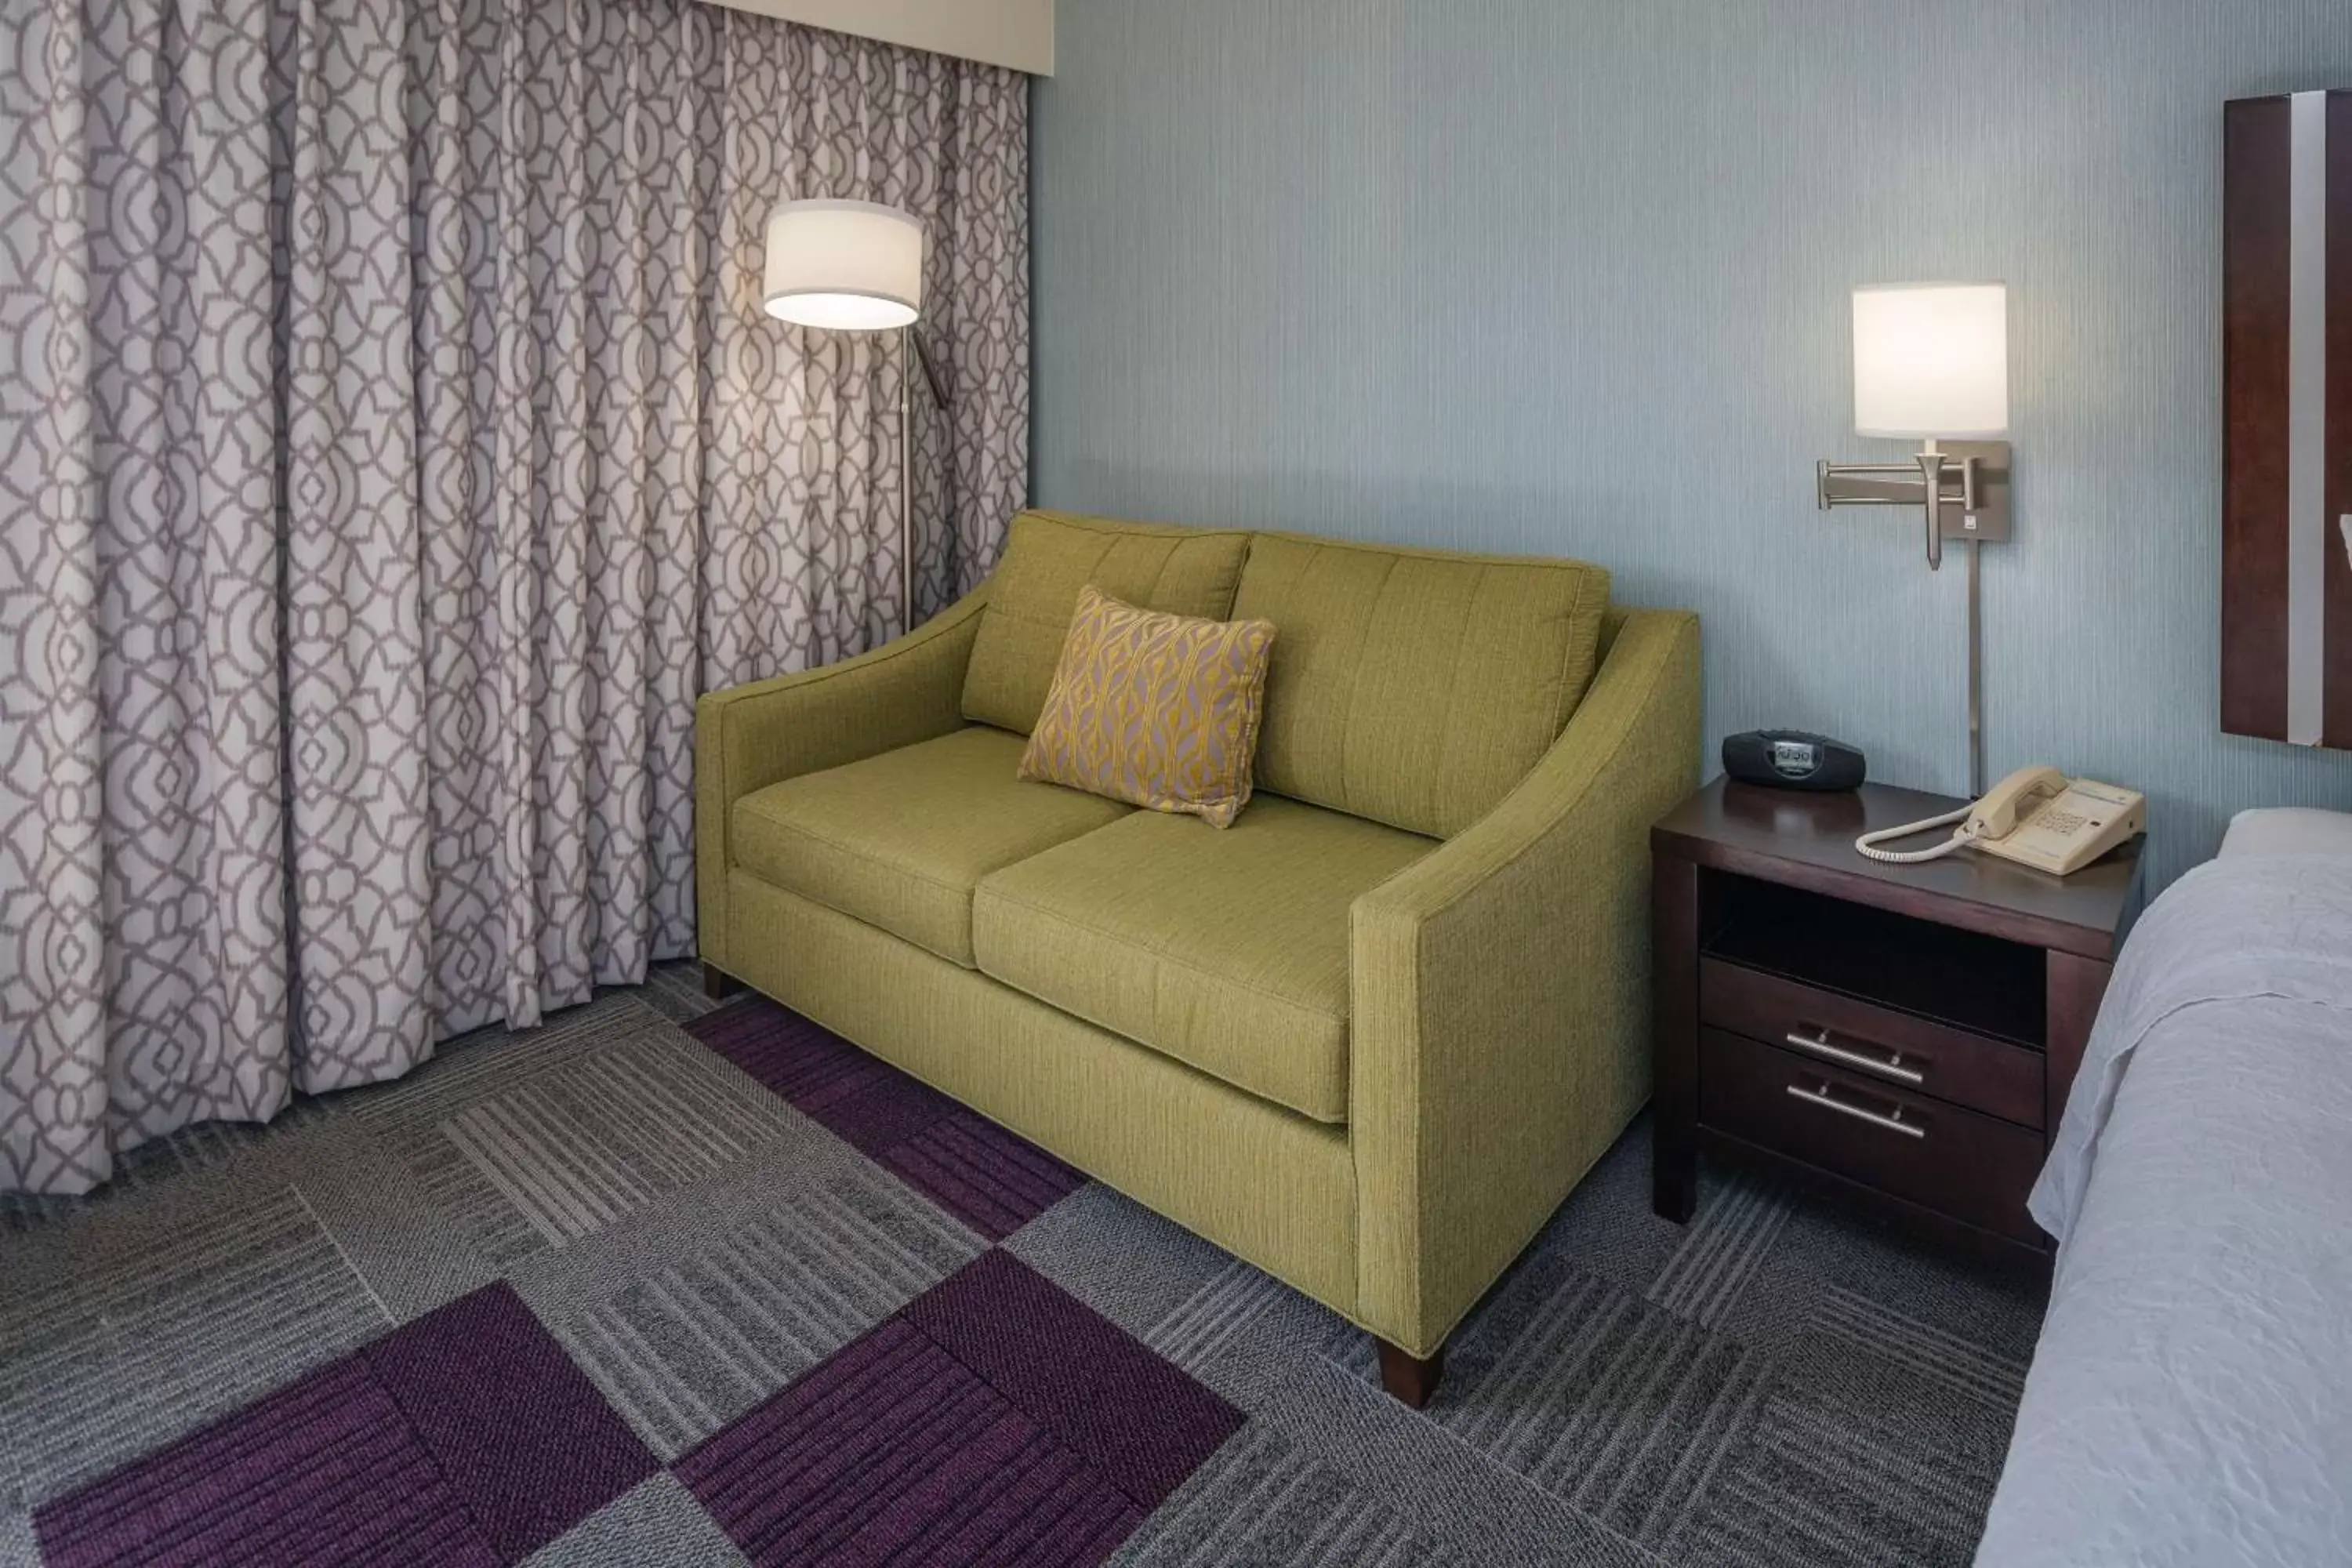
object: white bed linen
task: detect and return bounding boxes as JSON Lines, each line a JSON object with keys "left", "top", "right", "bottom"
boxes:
{"left": 1976, "top": 857, "right": 2352, "bottom": 1566}
{"left": 2219, "top": 805, "right": 2352, "bottom": 859}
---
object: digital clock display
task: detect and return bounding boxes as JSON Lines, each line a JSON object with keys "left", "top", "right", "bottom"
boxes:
{"left": 1770, "top": 740, "right": 1820, "bottom": 776}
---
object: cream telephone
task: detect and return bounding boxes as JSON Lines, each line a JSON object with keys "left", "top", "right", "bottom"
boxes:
{"left": 1855, "top": 766, "right": 2146, "bottom": 876}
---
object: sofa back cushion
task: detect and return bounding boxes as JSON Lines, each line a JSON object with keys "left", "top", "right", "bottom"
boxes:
{"left": 962, "top": 510, "right": 1252, "bottom": 734}
{"left": 1232, "top": 534, "right": 1611, "bottom": 838}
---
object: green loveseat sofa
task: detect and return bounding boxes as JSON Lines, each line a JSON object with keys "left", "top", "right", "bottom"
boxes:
{"left": 695, "top": 510, "right": 1700, "bottom": 1404}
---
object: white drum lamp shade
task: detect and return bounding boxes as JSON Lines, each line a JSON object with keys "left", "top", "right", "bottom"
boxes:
{"left": 1852, "top": 282, "right": 2009, "bottom": 439}
{"left": 762, "top": 199, "right": 924, "bottom": 331}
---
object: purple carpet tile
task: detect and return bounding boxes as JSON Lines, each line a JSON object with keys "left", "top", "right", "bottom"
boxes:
{"left": 675, "top": 1250, "right": 1244, "bottom": 1568}
{"left": 33, "top": 1356, "right": 500, "bottom": 1568}
{"left": 688, "top": 996, "right": 905, "bottom": 1113}
{"left": 362, "top": 1282, "right": 660, "bottom": 1560}
{"left": 675, "top": 1317, "right": 1145, "bottom": 1568}
{"left": 33, "top": 1283, "right": 654, "bottom": 1568}
{"left": 690, "top": 998, "right": 1083, "bottom": 1240}
{"left": 901, "top": 1250, "right": 1245, "bottom": 1509}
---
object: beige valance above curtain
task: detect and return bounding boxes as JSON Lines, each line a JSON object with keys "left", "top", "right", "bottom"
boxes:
{"left": 698, "top": 0, "right": 1054, "bottom": 74}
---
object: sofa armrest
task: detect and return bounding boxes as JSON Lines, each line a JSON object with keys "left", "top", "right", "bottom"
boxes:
{"left": 695, "top": 590, "right": 989, "bottom": 973}
{"left": 1349, "top": 608, "right": 1700, "bottom": 1354}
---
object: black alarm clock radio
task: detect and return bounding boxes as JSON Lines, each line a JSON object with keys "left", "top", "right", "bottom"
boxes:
{"left": 1722, "top": 730, "right": 1867, "bottom": 792}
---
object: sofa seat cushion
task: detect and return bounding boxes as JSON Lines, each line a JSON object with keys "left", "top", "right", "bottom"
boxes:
{"left": 731, "top": 727, "right": 1131, "bottom": 967}
{"left": 971, "top": 797, "right": 1436, "bottom": 1123}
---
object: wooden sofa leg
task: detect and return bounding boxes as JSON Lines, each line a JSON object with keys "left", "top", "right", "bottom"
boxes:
{"left": 1376, "top": 1339, "right": 1444, "bottom": 1409}
{"left": 702, "top": 962, "right": 746, "bottom": 1002}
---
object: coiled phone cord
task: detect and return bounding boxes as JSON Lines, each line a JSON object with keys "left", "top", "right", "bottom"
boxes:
{"left": 1853, "top": 804, "right": 1976, "bottom": 864}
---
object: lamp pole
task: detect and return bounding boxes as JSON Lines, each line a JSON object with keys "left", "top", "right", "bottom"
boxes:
{"left": 901, "top": 325, "right": 914, "bottom": 637}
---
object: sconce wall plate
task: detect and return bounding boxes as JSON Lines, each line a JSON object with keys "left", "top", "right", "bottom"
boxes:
{"left": 1817, "top": 440, "right": 2012, "bottom": 545}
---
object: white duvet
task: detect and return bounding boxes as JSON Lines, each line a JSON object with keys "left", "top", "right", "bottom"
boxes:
{"left": 1975, "top": 855, "right": 2352, "bottom": 1567}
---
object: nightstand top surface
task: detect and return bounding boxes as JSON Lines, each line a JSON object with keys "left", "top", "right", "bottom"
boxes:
{"left": 1652, "top": 776, "right": 2143, "bottom": 960}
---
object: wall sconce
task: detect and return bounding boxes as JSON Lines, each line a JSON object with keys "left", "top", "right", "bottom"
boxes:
{"left": 1817, "top": 281, "right": 2012, "bottom": 793}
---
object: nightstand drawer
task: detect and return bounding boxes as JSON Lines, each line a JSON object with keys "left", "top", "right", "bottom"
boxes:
{"left": 1698, "top": 1028, "right": 2044, "bottom": 1243}
{"left": 1700, "top": 958, "right": 2045, "bottom": 1129}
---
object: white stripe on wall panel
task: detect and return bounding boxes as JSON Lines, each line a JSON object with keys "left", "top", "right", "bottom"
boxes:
{"left": 2287, "top": 91, "right": 2328, "bottom": 746}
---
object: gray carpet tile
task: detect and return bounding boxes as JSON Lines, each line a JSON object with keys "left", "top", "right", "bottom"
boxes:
{"left": 1, "top": 970, "right": 2047, "bottom": 1567}
{"left": 281, "top": 1115, "right": 508, "bottom": 1323}
{"left": 1675, "top": 1374, "right": 2016, "bottom": 1568}
{"left": 1244, "top": 1358, "right": 1659, "bottom": 1567}
{"left": 0, "top": 1101, "right": 338, "bottom": 1237}
{"left": 0, "top": 1509, "right": 34, "bottom": 1568}
{"left": 1376, "top": 1250, "right": 1773, "bottom": 1552}
{"left": 1005, "top": 1182, "right": 1245, "bottom": 1344}
{"left": 628, "top": 964, "right": 728, "bottom": 1025}
{"left": 0, "top": 1182, "right": 391, "bottom": 1510}
{"left": 1108, "top": 1421, "right": 1471, "bottom": 1568}
{"left": 1008, "top": 1117, "right": 2038, "bottom": 1568}
{"left": 539, "top": 1170, "right": 978, "bottom": 1460}
{"left": 524, "top": 1473, "right": 750, "bottom": 1567}
{"left": 350, "top": 993, "right": 809, "bottom": 1269}
{"left": 1511, "top": 1125, "right": 1696, "bottom": 1298}
{"left": 1645, "top": 1174, "right": 1795, "bottom": 1326}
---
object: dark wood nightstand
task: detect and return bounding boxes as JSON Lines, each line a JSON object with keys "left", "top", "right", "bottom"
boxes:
{"left": 1650, "top": 777, "right": 2145, "bottom": 1261}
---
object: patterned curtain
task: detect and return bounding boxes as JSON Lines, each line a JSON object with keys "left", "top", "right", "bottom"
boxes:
{"left": 0, "top": 0, "right": 1029, "bottom": 1197}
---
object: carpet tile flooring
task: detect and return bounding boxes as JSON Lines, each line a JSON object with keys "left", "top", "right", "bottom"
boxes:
{"left": 33, "top": 1283, "right": 655, "bottom": 1568}
{"left": 691, "top": 1001, "right": 1085, "bottom": 1240}
{"left": 0, "top": 972, "right": 2049, "bottom": 1566}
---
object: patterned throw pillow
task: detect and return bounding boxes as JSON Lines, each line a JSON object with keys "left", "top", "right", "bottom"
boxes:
{"left": 1018, "top": 585, "right": 1277, "bottom": 829}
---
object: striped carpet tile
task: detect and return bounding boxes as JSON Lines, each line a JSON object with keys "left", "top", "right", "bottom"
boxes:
{"left": 0, "top": 1186, "right": 389, "bottom": 1508}
{"left": 1145, "top": 1258, "right": 1293, "bottom": 1372}
{"left": 0, "top": 1104, "right": 336, "bottom": 1237}
{"left": 554, "top": 1182, "right": 973, "bottom": 1457}
{"left": 673, "top": 1250, "right": 1244, "bottom": 1568}
{"left": 676, "top": 1318, "right": 1143, "bottom": 1568}
{"left": 690, "top": 1000, "right": 1083, "bottom": 1240}
{"left": 900, "top": 1251, "right": 1245, "bottom": 1511}
{"left": 434, "top": 1051, "right": 765, "bottom": 1247}
{"left": 688, "top": 999, "right": 904, "bottom": 1110}
{"left": 874, "top": 1108, "right": 1087, "bottom": 1240}
{"left": 387, "top": 1121, "right": 552, "bottom": 1269}
{"left": 1109, "top": 1422, "right": 1459, "bottom": 1568}
{"left": 358, "top": 1025, "right": 794, "bottom": 1265}
{"left": 31, "top": 1358, "right": 498, "bottom": 1568}
{"left": 361, "top": 1284, "right": 658, "bottom": 1560}
{"left": 31, "top": 1283, "right": 655, "bottom": 1568}
{"left": 1433, "top": 1261, "right": 1768, "bottom": 1552}
{"left": 1646, "top": 1174, "right": 1793, "bottom": 1325}
{"left": 348, "top": 1003, "right": 664, "bottom": 1131}
{"left": 1674, "top": 1386, "right": 2002, "bottom": 1568}
{"left": 1808, "top": 1285, "right": 2029, "bottom": 1410}
{"left": 633, "top": 966, "right": 727, "bottom": 1024}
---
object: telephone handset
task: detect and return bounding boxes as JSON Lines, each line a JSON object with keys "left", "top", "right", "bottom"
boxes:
{"left": 1855, "top": 766, "right": 2146, "bottom": 876}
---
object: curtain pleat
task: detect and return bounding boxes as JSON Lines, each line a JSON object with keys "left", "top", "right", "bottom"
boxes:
{"left": 0, "top": 0, "right": 1031, "bottom": 1196}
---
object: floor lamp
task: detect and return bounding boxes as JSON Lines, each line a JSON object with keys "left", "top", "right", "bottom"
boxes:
{"left": 761, "top": 198, "right": 948, "bottom": 637}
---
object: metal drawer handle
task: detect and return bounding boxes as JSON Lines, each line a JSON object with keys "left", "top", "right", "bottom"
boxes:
{"left": 1786, "top": 1082, "right": 1926, "bottom": 1139}
{"left": 1784, "top": 1027, "right": 1926, "bottom": 1085}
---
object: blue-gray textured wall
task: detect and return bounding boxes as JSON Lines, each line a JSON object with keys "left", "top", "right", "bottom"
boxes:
{"left": 1030, "top": 0, "right": 2352, "bottom": 887}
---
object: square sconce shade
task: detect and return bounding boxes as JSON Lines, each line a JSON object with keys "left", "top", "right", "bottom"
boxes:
{"left": 1852, "top": 282, "right": 2009, "bottom": 439}
{"left": 763, "top": 198, "right": 924, "bottom": 331}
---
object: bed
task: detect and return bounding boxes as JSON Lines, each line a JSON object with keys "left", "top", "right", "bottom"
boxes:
{"left": 1973, "top": 811, "right": 2352, "bottom": 1566}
